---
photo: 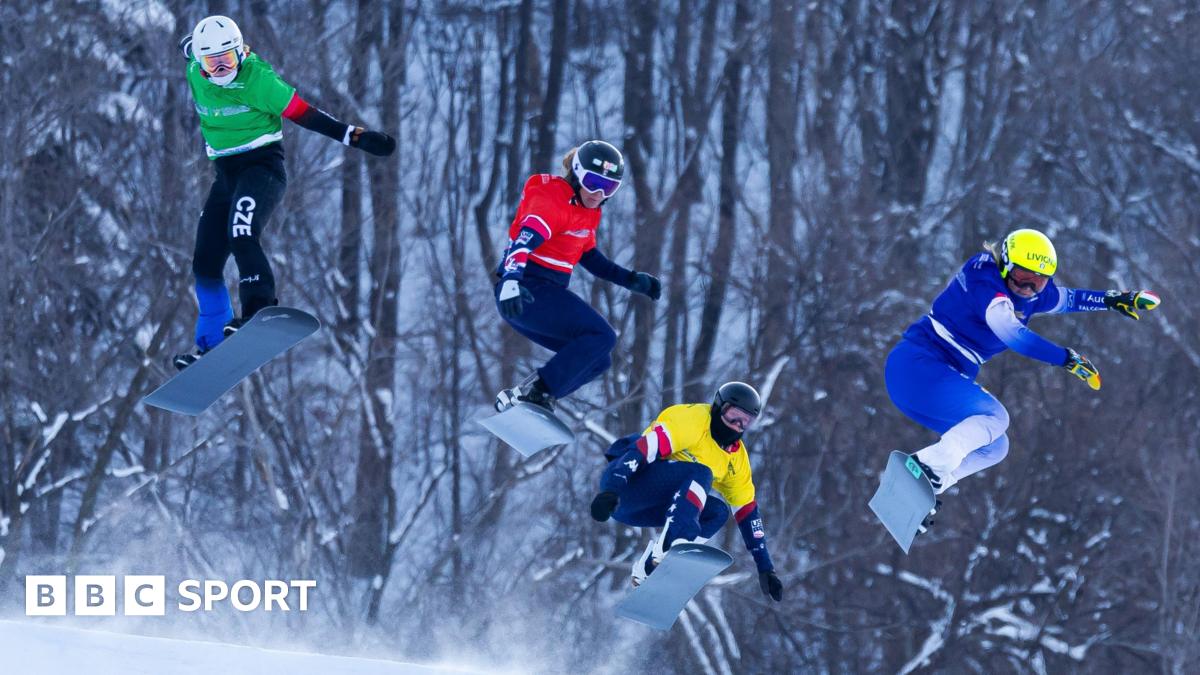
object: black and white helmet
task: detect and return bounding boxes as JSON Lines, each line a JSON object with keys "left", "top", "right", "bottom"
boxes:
{"left": 569, "top": 140, "right": 624, "bottom": 198}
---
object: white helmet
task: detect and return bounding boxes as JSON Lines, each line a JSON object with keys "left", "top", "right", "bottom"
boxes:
{"left": 191, "top": 16, "right": 244, "bottom": 86}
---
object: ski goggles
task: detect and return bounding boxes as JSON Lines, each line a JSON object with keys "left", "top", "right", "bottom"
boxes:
{"left": 199, "top": 49, "right": 239, "bottom": 75}
{"left": 1008, "top": 266, "right": 1050, "bottom": 293}
{"left": 578, "top": 170, "right": 622, "bottom": 198}
{"left": 720, "top": 404, "right": 757, "bottom": 432}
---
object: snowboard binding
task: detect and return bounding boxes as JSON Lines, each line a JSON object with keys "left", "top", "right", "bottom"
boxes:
{"left": 494, "top": 372, "right": 556, "bottom": 413}
{"left": 916, "top": 499, "right": 943, "bottom": 535}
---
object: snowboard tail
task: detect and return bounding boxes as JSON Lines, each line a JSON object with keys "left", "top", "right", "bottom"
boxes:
{"left": 143, "top": 307, "right": 320, "bottom": 416}
{"left": 615, "top": 543, "right": 733, "bottom": 631}
{"left": 868, "top": 450, "right": 937, "bottom": 553}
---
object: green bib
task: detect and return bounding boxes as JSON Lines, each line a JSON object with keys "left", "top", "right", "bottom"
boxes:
{"left": 186, "top": 53, "right": 296, "bottom": 159}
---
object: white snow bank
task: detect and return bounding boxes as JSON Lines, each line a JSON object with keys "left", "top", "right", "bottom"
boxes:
{"left": 0, "top": 620, "right": 480, "bottom": 675}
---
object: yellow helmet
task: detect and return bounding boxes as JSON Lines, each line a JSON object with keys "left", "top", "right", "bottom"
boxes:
{"left": 999, "top": 228, "right": 1057, "bottom": 278}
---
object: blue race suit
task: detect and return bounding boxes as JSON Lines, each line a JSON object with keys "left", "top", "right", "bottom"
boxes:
{"left": 884, "top": 252, "right": 1109, "bottom": 489}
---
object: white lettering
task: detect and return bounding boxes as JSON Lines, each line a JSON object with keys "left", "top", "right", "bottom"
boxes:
{"left": 177, "top": 580, "right": 202, "bottom": 612}
{"left": 232, "top": 196, "right": 256, "bottom": 237}
{"left": 264, "top": 580, "right": 289, "bottom": 611}
{"left": 230, "top": 580, "right": 261, "bottom": 611}
{"left": 291, "top": 580, "right": 316, "bottom": 611}
{"left": 203, "top": 580, "right": 228, "bottom": 611}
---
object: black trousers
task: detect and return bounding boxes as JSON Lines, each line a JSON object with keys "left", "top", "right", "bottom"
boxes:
{"left": 192, "top": 143, "right": 287, "bottom": 318}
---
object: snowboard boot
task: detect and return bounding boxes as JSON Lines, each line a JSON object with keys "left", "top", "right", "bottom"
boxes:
{"left": 222, "top": 317, "right": 248, "bottom": 338}
{"left": 911, "top": 454, "right": 944, "bottom": 492}
{"left": 172, "top": 349, "right": 207, "bottom": 371}
{"left": 494, "top": 372, "right": 556, "bottom": 413}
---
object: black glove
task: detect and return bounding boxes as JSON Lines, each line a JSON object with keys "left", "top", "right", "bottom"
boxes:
{"left": 627, "top": 271, "right": 662, "bottom": 301}
{"left": 1063, "top": 347, "right": 1100, "bottom": 391}
{"left": 349, "top": 127, "right": 397, "bottom": 157}
{"left": 498, "top": 279, "right": 533, "bottom": 319}
{"left": 179, "top": 35, "right": 193, "bottom": 60}
{"left": 759, "top": 570, "right": 783, "bottom": 602}
{"left": 590, "top": 491, "right": 619, "bottom": 522}
{"left": 1103, "top": 290, "right": 1160, "bottom": 321}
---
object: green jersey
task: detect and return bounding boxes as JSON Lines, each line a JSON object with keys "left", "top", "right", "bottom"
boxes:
{"left": 186, "top": 53, "right": 296, "bottom": 159}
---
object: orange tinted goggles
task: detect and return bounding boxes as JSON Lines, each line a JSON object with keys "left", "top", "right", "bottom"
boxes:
{"left": 199, "top": 49, "right": 239, "bottom": 74}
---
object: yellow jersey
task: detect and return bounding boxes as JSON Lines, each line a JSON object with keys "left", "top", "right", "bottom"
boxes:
{"left": 642, "top": 403, "right": 756, "bottom": 511}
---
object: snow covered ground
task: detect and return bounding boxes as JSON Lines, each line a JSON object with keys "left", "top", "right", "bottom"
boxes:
{"left": 0, "top": 620, "right": 486, "bottom": 675}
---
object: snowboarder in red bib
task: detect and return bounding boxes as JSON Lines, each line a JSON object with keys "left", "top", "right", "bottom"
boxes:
{"left": 493, "top": 141, "right": 661, "bottom": 411}
{"left": 173, "top": 15, "right": 395, "bottom": 370}
{"left": 590, "top": 382, "right": 783, "bottom": 601}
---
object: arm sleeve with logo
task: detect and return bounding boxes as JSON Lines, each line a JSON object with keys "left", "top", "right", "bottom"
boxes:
{"left": 598, "top": 406, "right": 703, "bottom": 493}
{"left": 984, "top": 294, "right": 1070, "bottom": 365}
{"left": 499, "top": 226, "right": 547, "bottom": 281}
{"left": 1040, "top": 282, "right": 1111, "bottom": 314}
{"left": 500, "top": 182, "right": 558, "bottom": 280}
{"left": 717, "top": 449, "right": 774, "bottom": 573}
{"left": 578, "top": 246, "right": 634, "bottom": 286}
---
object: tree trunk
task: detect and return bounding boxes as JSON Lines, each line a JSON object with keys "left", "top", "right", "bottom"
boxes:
{"left": 686, "top": 0, "right": 751, "bottom": 401}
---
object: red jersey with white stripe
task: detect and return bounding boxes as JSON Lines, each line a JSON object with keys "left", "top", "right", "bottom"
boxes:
{"left": 506, "top": 174, "right": 601, "bottom": 275}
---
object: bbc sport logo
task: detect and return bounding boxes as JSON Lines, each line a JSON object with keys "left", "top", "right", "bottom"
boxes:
{"left": 26, "top": 575, "right": 316, "bottom": 616}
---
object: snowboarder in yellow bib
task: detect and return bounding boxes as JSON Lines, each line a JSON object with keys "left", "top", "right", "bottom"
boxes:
{"left": 590, "top": 382, "right": 783, "bottom": 601}
{"left": 173, "top": 15, "right": 396, "bottom": 369}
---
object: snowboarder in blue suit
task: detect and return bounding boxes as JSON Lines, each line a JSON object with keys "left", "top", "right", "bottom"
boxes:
{"left": 887, "top": 228, "right": 1160, "bottom": 505}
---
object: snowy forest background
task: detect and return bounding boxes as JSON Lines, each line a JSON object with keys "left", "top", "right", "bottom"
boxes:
{"left": 2, "top": 0, "right": 1198, "bottom": 673}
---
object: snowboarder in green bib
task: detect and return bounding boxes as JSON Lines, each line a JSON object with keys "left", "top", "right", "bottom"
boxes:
{"left": 173, "top": 15, "right": 395, "bottom": 369}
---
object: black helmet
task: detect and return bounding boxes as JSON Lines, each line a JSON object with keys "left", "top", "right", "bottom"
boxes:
{"left": 713, "top": 381, "right": 761, "bottom": 416}
{"left": 569, "top": 140, "right": 624, "bottom": 196}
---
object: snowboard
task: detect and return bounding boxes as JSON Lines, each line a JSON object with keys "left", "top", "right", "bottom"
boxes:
{"left": 143, "top": 307, "right": 320, "bottom": 416}
{"left": 615, "top": 543, "right": 734, "bottom": 631}
{"left": 868, "top": 450, "right": 937, "bottom": 554}
{"left": 478, "top": 402, "right": 575, "bottom": 456}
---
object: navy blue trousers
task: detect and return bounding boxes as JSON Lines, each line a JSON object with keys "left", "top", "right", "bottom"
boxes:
{"left": 495, "top": 277, "right": 617, "bottom": 398}
{"left": 601, "top": 436, "right": 731, "bottom": 542}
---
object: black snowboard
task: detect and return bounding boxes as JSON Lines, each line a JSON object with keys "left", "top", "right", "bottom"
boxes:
{"left": 143, "top": 307, "right": 320, "bottom": 416}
